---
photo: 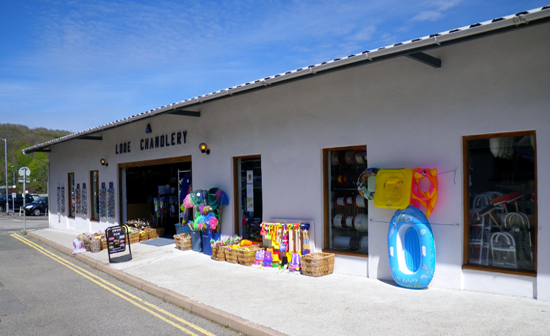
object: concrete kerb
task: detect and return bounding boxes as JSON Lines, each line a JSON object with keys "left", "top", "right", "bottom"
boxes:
{"left": 26, "top": 231, "right": 286, "bottom": 336}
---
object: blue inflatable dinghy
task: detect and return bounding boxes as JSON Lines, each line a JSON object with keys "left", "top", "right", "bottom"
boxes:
{"left": 388, "top": 205, "right": 435, "bottom": 289}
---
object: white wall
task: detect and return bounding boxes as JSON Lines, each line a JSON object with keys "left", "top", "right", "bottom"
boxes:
{"left": 48, "top": 22, "right": 550, "bottom": 299}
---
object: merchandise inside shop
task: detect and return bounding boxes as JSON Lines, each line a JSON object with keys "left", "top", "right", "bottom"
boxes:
{"left": 123, "top": 160, "right": 191, "bottom": 238}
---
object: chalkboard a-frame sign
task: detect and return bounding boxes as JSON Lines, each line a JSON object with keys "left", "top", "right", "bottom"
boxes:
{"left": 106, "top": 225, "right": 132, "bottom": 263}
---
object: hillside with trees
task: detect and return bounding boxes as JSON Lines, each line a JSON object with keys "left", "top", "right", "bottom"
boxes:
{"left": 0, "top": 124, "right": 71, "bottom": 194}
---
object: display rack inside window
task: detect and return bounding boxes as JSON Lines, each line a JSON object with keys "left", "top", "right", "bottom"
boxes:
{"left": 328, "top": 148, "right": 368, "bottom": 254}
{"left": 465, "top": 133, "right": 536, "bottom": 272}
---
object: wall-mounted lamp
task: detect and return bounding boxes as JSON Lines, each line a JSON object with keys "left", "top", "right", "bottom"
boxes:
{"left": 100, "top": 158, "right": 108, "bottom": 166}
{"left": 199, "top": 143, "right": 210, "bottom": 155}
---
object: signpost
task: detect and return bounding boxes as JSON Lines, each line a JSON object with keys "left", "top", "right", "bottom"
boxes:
{"left": 18, "top": 167, "right": 30, "bottom": 234}
{"left": 105, "top": 225, "right": 132, "bottom": 263}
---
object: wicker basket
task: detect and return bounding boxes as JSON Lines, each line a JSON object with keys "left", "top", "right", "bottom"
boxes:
{"left": 156, "top": 227, "right": 165, "bottom": 238}
{"left": 211, "top": 245, "right": 226, "bottom": 261}
{"left": 224, "top": 247, "right": 239, "bottom": 264}
{"left": 300, "top": 253, "right": 335, "bottom": 277}
{"left": 174, "top": 233, "right": 192, "bottom": 251}
{"left": 147, "top": 228, "right": 159, "bottom": 240}
{"left": 101, "top": 238, "right": 107, "bottom": 250}
{"left": 129, "top": 231, "right": 140, "bottom": 244}
{"left": 89, "top": 238, "right": 102, "bottom": 253}
{"left": 82, "top": 239, "right": 91, "bottom": 251}
{"left": 139, "top": 230, "right": 149, "bottom": 241}
{"left": 237, "top": 246, "right": 261, "bottom": 266}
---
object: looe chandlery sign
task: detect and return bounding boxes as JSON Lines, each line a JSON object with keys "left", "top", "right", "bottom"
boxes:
{"left": 115, "top": 124, "right": 188, "bottom": 155}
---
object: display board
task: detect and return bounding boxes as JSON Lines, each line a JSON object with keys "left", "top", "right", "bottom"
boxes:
{"left": 105, "top": 225, "right": 132, "bottom": 263}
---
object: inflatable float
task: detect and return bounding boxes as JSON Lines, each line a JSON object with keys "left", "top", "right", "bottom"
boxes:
{"left": 410, "top": 168, "right": 438, "bottom": 218}
{"left": 357, "top": 167, "right": 379, "bottom": 200}
{"left": 374, "top": 168, "right": 412, "bottom": 209}
{"left": 388, "top": 205, "right": 435, "bottom": 289}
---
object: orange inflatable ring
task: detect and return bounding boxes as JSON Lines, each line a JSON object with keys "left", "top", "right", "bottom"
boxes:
{"left": 410, "top": 168, "right": 438, "bottom": 218}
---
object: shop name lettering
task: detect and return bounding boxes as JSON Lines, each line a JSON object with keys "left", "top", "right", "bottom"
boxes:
{"left": 115, "top": 131, "right": 187, "bottom": 155}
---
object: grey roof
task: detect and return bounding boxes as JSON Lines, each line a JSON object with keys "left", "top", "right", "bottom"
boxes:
{"left": 24, "top": 5, "right": 550, "bottom": 154}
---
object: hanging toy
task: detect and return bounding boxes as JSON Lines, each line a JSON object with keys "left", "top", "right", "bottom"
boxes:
{"left": 373, "top": 168, "right": 413, "bottom": 209}
{"left": 410, "top": 168, "right": 438, "bottom": 218}
{"left": 204, "top": 213, "right": 218, "bottom": 231}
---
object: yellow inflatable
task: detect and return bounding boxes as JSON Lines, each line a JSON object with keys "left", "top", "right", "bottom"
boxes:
{"left": 373, "top": 168, "right": 412, "bottom": 209}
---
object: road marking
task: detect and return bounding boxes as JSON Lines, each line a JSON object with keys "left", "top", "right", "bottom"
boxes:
{"left": 10, "top": 233, "right": 217, "bottom": 336}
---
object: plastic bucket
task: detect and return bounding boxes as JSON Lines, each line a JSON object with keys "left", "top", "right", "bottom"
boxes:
{"left": 175, "top": 224, "right": 191, "bottom": 235}
{"left": 201, "top": 231, "right": 222, "bottom": 255}
{"left": 191, "top": 231, "right": 202, "bottom": 252}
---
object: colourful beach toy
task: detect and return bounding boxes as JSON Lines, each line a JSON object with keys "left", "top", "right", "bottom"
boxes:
{"left": 373, "top": 168, "right": 412, "bottom": 209}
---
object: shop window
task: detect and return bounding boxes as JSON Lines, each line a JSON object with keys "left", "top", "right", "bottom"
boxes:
{"left": 463, "top": 131, "right": 537, "bottom": 274}
{"left": 90, "top": 171, "right": 99, "bottom": 221}
{"left": 323, "top": 146, "right": 368, "bottom": 256}
{"left": 234, "top": 156, "right": 263, "bottom": 240}
{"left": 68, "top": 172, "right": 75, "bottom": 218}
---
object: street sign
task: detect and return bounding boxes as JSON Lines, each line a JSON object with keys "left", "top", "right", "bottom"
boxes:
{"left": 18, "top": 178, "right": 31, "bottom": 183}
{"left": 18, "top": 167, "right": 31, "bottom": 177}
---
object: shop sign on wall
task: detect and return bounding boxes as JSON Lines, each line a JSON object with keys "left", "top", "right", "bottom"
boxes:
{"left": 115, "top": 123, "right": 188, "bottom": 155}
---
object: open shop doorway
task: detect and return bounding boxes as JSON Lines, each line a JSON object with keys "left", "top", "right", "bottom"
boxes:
{"left": 120, "top": 156, "right": 191, "bottom": 238}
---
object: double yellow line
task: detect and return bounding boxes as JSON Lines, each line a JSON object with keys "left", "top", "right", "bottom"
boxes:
{"left": 10, "top": 233, "right": 216, "bottom": 336}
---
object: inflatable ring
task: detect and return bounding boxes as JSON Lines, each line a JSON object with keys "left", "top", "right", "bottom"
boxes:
{"left": 388, "top": 206, "right": 435, "bottom": 289}
{"left": 357, "top": 168, "right": 379, "bottom": 200}
{"left": 374, "top": 168, "right": 412, "bottom": 209}
{"left": 410, "top": 168, "right": 438, "bottom": 218}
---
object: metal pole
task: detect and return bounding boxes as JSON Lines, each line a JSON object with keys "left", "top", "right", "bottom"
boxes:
{"left": 1, "top": 138, "right": 7, "bottom": 215}
{"left": 23, "top": 168, "right": 27, "bottom": 234}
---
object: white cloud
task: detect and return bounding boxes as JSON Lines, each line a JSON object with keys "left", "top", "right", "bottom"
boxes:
{"left": 411, "top": 10, "right": 443, "bottom": 22}
{"left": 410, "top": 0, "right": 463, "bottom": 22}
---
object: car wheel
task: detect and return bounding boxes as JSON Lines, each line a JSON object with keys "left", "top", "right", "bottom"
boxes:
{"left": 33, "top": 209, "right": 41, "bottom": 216}
{"left": 0, "top": 205, "right": 4, "bottom": 212}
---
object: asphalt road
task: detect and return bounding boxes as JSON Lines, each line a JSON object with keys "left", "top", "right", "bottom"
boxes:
{"left": 0, "top": 215, "right": 49, "bottom": 234}
{"left": 0, "top": 220, "right": 242, "bottom": 336}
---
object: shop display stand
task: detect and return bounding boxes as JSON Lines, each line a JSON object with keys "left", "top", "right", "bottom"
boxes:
{"left": 106, "top": 225, "right": 132, "bottom": 263}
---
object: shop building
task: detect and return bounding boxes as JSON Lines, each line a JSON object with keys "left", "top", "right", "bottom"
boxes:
{"left": 24, "top": 7, "right": 550, "bottom": 299}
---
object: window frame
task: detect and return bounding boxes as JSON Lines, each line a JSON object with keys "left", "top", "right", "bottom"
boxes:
{"left": 462, "top": 131, "right": 537, "bottom": 276}
{"left": 322, "top": 145, "right": 368, "bottom": 257}
{"left": 233, "top": 155, "right": 262, "bottom": 239}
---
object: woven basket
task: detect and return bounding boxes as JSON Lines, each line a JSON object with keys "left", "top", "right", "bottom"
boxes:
{"left": 139, "top": 230, "right": 149, "bottom": 241}
{"left": 237, "top": 246, "right": 261, "bottom": 266}
{"left": 156, "top": 228, "right": 165, "bottom": 238}
{"left": 174, "top": 233, "right": 192, "bottom": 251}
{"left": 129, "top": 232, "right": 140, "bottom": 244}
{"left": 83, "top": 239, "right": 91, "bottom": 251}
{"left": 211, "top": 245, "right": 226, "bottom": 261}
{"left": 89, "top": 239, "right": 102, "bottom": 253}
{"left": 301, "top": 253, "right": 335, "bottom": 277}
{"left": 101, "top": 238, "right": 107, "bottom": 250}
{"left": 147, "top": 228, "right": 159, "bottom": 240}
{"left": 224, "top": 247, "right": 239, "bottom": 264}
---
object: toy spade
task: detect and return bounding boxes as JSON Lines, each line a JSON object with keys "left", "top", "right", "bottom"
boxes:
{"left": 301, "top": 223, "right": 310, "bottom": 255}
{"left": 287, "top": 223, "right": 294, "bottom": 261}
{"left": 294, "top": 223, "right": 303, "bottom": 255}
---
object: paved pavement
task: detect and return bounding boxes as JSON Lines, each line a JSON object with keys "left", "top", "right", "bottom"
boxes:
{"left": 18, "top": 228, "right": 550, "bottom": 336}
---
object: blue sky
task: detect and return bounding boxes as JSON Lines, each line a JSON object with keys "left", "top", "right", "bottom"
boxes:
{"left": 0, "top": 0, "right": 547, "bottom": 132}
